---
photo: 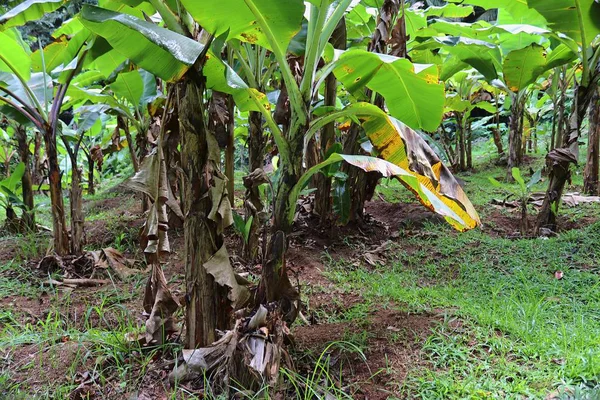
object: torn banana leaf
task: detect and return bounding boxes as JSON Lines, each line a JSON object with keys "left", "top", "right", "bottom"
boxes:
{"left": 301, "top": 103, "right": 480, "bottom": 231}
{"left": 126, "top": 149, "right": 183, "bottom": 219}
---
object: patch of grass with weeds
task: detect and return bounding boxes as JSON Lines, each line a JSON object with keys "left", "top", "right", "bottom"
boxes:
{"left": 323, "top": 221, "right": 600, "bottom": 398}
{"left": 0, "top": 260, "right": 43, "bottom": 298}
{"left": 0, "top": 275, "right": 178, "bottom": 399}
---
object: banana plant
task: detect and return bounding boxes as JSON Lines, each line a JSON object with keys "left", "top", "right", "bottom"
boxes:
{"left": 0, "top": 4, "right": 91, "bottom": 255}
{"left": 79, "top": 2, "right": 239, "bottom": 353}
{"left": 77, "top": 2, "right": 480, "bottom": 380}
{"left": 526, "top": 0, "right": 600, "bottom": 232}
{"left": 179, "top": 0, "right": 480, "bottom": 323}
{"left": 444, "top": 70, "right": 496, "bottom": 171}
{"left": 411, "top": 8, "right": 578, "bottom": 180}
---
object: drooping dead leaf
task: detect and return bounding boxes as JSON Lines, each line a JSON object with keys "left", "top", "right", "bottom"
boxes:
{"left": 125, "top": 150, "right": 183, "bottom": 219}
{"left": 208, "top": 173, "right": 234, "bottom": 233}
{"left": 144, "top": 262, "right": 179, "bottom": 345}
{"left": 203, "top": 245, "right": 251, "bottom": 310}
{"left": 90, "top": 145, "right": 103, "bottom": 171}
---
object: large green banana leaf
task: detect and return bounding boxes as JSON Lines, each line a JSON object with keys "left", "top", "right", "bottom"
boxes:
{"left": 110, "top": 70, "right": 143, "bottom": 107}
{"left": 503, "top": 43, "right": 577, "bottom": 92}
{"left": 0, "top": 0, "right": 67, "bottom": 30}
{"left": 432, "top": 36, "right": 501, "bottom": 81}
{"left": 31, "top": 37, "right": 70, "bottom": 73}
{"left": 331, "top": 49, "right": 444, "bottom": 132}
{"left": 180, "top": 0, "right": 304, "bottom": 53}
{"left": 447, "top": 0, "right": 546, "bottom": 25}
{"left": 0, "top": 31, "right": 31, "bottom": 81}
{"left": 527, "top": 0, "right": 600, "bottom": 47}
{"left": 80, "top": 5, "right": 203, "bottom": 82}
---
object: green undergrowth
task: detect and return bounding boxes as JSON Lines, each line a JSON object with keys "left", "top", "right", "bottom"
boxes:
{"left": 323, "top": 218, "right": 600, "bottom": 398}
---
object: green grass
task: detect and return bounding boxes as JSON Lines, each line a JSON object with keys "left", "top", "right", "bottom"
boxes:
{"left": 322, "top": 218, "right": 600, "bottom": 398}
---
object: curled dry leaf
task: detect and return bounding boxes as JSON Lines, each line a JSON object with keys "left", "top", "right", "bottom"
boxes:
{"left": 203, "top": 245, "right": 251, "bottom": 310}
{"left": 90, "top": 145, "right": 103, "bottom": 171}
{"left": 144, "top": 262, "right": 179, "bottom": 345}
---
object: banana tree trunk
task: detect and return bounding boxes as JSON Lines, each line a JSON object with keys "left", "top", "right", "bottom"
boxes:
{"left": 492, "top": 128, "right": 504, "bottom": 156}
{"left": 554, "top": 68, "right": 569, "bottom": 150}
{"left": 313, "top": 66, "right": 337, "bottom": 222}
{"left": 87, "top": 153, "right": 95, "bottom": 195}
{"left": 341, "top": 124, "right": 367, "bottom": 221}
{"left": 584, "top": 89, "right": 600, "bottom": 195}
{"left": 257, "top": 122, "right": 303, "bottom": 323}
{"left": 456, "top": 113, "right": 466, "bottom": 171}
{"left": 225, "top": 94, "right": 235, "bottom": 207}
{"left": 70, "top": 166, "right": 84, "bottom": 255}
{"left": 507, "top": 95, "right": 523, "bottom": 180}
{"left": 550, "top": 101, "right": 557, "bottom": 150}
{"left": 536, "top": 82, "right": 593, "bottom": 233}
{"left": 15, "top": 125, "right": 35, "bottom": 231}
{"left": 33, "top": 130, "right": 42, "bottom": 185}
{"left": 118, "top": 116, "right": 140, "bottom": 173}
{"left": 5, "top": 206, "right": 19, "bottom": 232}
{"left": 314, "top": 19, "right": 348, "bottom": 226}
{"left": 244, "top": 111, "right": 265, "bottom": 261}
{"left": 180, "top": 76, "right": 231, "bottom": 348}
{"left": 43, "top": 124, "right": 69, "bottom": 256}
{"left": 466, "top": 119, "right": 473, "bottom": 170}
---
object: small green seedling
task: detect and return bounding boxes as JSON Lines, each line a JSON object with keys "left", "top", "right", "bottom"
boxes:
{"left": 232, "top": 211, "right": 254, "bottom": 245}
{"left": 489, "top": 167, "right": 542, "bottom": 235}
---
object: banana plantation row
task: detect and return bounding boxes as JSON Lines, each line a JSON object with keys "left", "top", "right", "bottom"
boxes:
{"left": 0, "top": 0, "right": 599, "bottom": 392}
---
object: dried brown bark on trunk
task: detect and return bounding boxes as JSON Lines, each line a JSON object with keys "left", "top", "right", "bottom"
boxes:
{"left": 536, "top": 76, "right": 598, "bottom": 233}
{"left": 15, "top": 125, "right": 35, "bottom": 231}
{"left": 507, "top": 95, "right": 524, "bottom": 180}
{"left": 584, "top": 90, "right": 600, "bottom": 195}
{"left": 87, "top": 154, "right": 95, "bottom": 195}
{"left": 180, "top": 75, "right": 231, "bottom": 348}
{"left": 244, "top": 111, "right": 265, "bottom": 261}
{"left": 492, "top": 127, "right": 504, "bottom": 156}
{"left": 43, "top": 124, "right": 69, "bottom": 256}
{"left": 225, "top": 94, "right": 235, "bottom": 207}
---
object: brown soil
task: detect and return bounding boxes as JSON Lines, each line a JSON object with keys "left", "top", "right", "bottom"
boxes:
{"left": 293, "top": 309, "right": 439, "bottom": 399}
{"left": 482, "top": 208, "right": 600, "bottom": 239}
{"left": 0, "top": 193, "right": 460, "bottom": 399}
